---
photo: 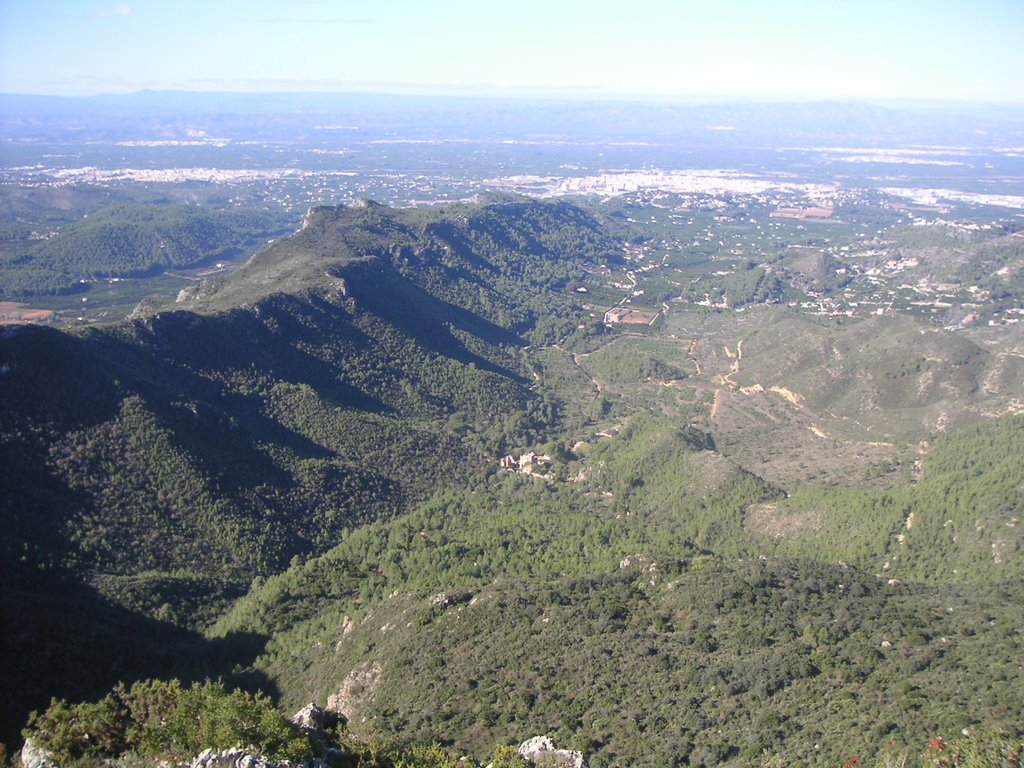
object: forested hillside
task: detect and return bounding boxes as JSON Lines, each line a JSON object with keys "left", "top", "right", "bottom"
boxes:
{"left": 0, "top": 203, "right": 295, "bottom": 295}
{"left": 199, "top": 413, "right": 1023, "bottom": 767}
{"left": 2, "top": 198, "right": 1022, "bottom": 767}
{"left": 0, "top": 197, "right": 619, "bottom": 746}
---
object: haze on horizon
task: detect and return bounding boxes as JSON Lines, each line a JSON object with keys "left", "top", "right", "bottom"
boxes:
{"left": 1, "top": 0, "right": 1023, "bottom": 104}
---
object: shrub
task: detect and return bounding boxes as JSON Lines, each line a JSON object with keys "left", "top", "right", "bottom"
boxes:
{"left": 24, "top": 680, "right": 312, "bottom": 765}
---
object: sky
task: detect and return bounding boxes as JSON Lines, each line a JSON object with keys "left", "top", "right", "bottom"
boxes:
{"left": 1, "top": 0, "right": 1023, "bottom": 102}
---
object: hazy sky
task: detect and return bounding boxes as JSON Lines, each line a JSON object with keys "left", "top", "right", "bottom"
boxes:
{"left": 2, "top": 0, "right": 1023, "bottom": 102}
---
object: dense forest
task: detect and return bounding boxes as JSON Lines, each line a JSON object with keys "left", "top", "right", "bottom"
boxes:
{"left": 0, "top": 203, "right": 294, "bottom": 295}
{"left": 0, "top": 197, "right": 620, "bottom": 748}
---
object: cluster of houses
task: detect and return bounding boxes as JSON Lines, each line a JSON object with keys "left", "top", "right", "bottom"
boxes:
{"left": 499, "top": 451, "right": 552, "bottom": 476}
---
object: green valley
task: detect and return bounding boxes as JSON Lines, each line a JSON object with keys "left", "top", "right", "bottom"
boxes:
{"left": 2, "top": 193, "right": 1023, "bottom": 767}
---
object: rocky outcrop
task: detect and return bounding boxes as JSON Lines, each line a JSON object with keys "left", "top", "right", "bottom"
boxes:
{"left": 325, "top": 662, "right": 381, "bottom": 721}
{"left": 518, "top": 736, "right": 586, "bottom": 768}
{"left": 189, "top": 747, "right": 330, "bottom": 768}
{"left": 291, "top": 703, "right": 345, "bottom": 763}
{"left": 20, "top": 739, "right": 58, "bottom": 768}
{"left": 291, "top": 703, "right": 329, "bottom": 733}
{"left": 185, "top": 704, "right": 344, "bottom": 767}
{"left": 190, "top": 749, "right": 282, "bottom": 767}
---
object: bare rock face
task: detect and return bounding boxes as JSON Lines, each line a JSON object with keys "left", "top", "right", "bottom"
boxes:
{"left": 189, "top": 748, "right": 330, "bottom": 768}
{"left": 290, "top": 703, "right": 344, "bottom": 762}
{"left": 290, "top": 703, "right": 328, "bottom": 733}
{"left": 20, "top": 739, "right": 58, "bottom": 768}
{"left": 325, "top": 662, "right": 381, "bottom": 721}
{"left": 190, "top": 749, "right": 277, "bottom": 767}
{"left": 518, "top": 736, "right": 586, "bottom": 768}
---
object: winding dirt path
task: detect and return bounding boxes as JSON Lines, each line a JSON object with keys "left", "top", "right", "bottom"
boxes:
{"left": 722, "top": 338, "right": 744, "bottom": 388}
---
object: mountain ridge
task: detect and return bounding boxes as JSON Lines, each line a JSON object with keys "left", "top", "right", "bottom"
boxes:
{"left": 1, "top": 196, "right": 617, "bottom": 744}
{"left": 2, "top": 196, "right": 1022, "bottom": 764}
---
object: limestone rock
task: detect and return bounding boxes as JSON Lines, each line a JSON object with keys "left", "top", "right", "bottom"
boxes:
{"left": 20, "top": 739, "right": 58, "bottom": 768}
{"left": 290, "top": 703, "right": 328, "bottom": 733}
{"left": 518, "top": 736, "right": 586, "bottom": 768}
{"left": 291, "top": 703, "right": 343, "bottom": 760}
{"left": 190, "top": 749, "right": 276, "bottom": 767}
{"left": 188, "top": 748, "right": 329, "bottom": 768}
{"left": 325, "top": 662, "right": 381, "bottom": 721}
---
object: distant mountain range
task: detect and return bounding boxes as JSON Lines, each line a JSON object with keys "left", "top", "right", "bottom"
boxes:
{"left": 4, "top": 91, "right": 1024, "bottom": 146}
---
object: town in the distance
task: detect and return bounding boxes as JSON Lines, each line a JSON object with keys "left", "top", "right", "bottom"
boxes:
{"left": 2, "top": 95, "right": 1023, "bottom": 333}
{"left": 2, "top": 92, "right": 1024, "bottom": 768}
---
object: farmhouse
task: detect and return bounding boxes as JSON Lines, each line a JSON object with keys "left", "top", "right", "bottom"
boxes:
{"left": 499, "top": 451, "right": 552, "bottom": 475}
{"left": 603, "top": 306, "right": 661, "bottom": 325}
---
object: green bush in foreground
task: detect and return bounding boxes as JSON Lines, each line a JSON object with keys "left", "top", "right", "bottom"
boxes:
{"left": 24, "top": 680, "right": 312, "bottom": 766}
{"left": 20, "top": 678, "right": 470, "bottom": 767}
{"left": 19, "top": 677, "right": 1024, "bottom": 767}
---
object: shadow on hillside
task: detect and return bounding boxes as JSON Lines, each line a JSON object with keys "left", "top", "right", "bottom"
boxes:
{"left": 1, "top": 319, "right": 382, "bottom": 442}
{"left": 347, "top": 261, "right": 526, "bottom": 381}
{"left": 0, "top": 313, "right": 389, "bottom": 521}
{"left": 131, "top": 303, "right": 390, "bottom": 416}
{"left": 0, "top": 558, "right": 276, "bottom": 753}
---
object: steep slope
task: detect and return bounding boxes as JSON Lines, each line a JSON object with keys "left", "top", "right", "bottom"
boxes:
{"left": 0, "top": 197, "right": 621, "bottom": 743}
{"left": 178, "top": 196, "right": 618, "bottom": 335}
{"left": 217, "top": 547, "right": 1024, "bottom": 767}
{"left": 207, "top": 413, "right": 1024, "bottom": 765}
{"left": 2, "top": 197, "right": 616, "bottom": 600}
{"left": 746, "top": 413, "right": 1024, "bottom": 582}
